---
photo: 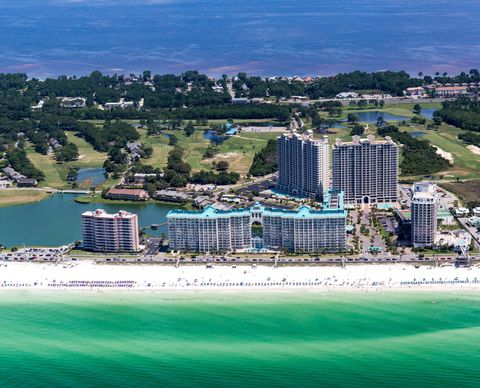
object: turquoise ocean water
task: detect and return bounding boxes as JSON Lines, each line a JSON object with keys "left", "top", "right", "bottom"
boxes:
{"left": 1, "top": 291, "right": 480, "bottom": 387}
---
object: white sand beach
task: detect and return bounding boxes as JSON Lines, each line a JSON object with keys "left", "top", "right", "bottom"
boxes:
{"left": 0, "top": 261, "right": 479, "bottom": 291}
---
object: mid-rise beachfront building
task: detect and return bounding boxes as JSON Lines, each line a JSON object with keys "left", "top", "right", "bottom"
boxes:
{"left": 277, "top": 130, "right": 330, "bottom": 200}
{"left": 411, "top": 182, "right": 438, "bottom": 248}
{"left": 332, "top": 135, "right": 398, "bottom": 205}
{"left": 167, "top": 190, "right": 347, "bottom": 253}
{"left": 81, "top": 209, "right": 140, "bottom": 252}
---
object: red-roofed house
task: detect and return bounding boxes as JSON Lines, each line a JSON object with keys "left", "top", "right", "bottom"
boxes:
{"left": 106, "top": 188, "right": 149, "bottom": 201}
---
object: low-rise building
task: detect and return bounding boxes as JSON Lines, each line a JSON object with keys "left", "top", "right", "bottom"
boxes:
{"left": 132, "top": 173, "right": 159, "bottom": 185}
{"left": 59, "top": 97, "right": 86, "bottom": 109}
{"left": 434, "top": 86, "right": 468, "bottom": 97}
{"left": 193, "top": 196, "right": 213, "bottom": 208}
{"left": 336, "top": 92, "right": 359, "bottom": 99}
{"left": 154, "top": 190, "right": 190, "bottom": 203}
{"left": 404, "top": 87, "right": 425, "bottom": 97}
{"left": 17, "top": 178, "right": 38, "bottom": 187}
{"left": 106, "top": 188, "right": 149, "bottom": 201}
{"left": 455, "top": 207, "right": 470, "bottom": 217}
{"left": 3, "top": 167, "right": 25, "bottom": 182}
{"left": 0, "top": 179, "right": 12, "bottom": 188}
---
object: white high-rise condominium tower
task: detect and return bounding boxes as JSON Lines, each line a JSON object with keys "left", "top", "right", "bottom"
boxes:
{"left": 332, "top": 135, "right": 398, "bottom": 205}
{"left": 277, "top": 130, "right": 330, "bottom": 199}
{"left": 81, "top": 209, "right": 140, "bottom": 252}
{"left": 411, "top": 182, "right": 438, "bottom": 248}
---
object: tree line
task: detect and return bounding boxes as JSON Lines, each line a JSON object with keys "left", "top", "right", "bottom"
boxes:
{"left": 378, "top": 125, "right": 451, "bottom": 176}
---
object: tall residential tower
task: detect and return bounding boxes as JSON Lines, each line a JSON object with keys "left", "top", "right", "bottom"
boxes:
{"left": 332, "top": 135, "right": 398, "bottom": 205}
{"left": 81, "top": 209, "right": 140, "bottom": 252}
{"left": 277, "top": 130, "right": 330, "bottom": 199}
{"left": 411, "top": 182, "right": 438, "bottom": 248}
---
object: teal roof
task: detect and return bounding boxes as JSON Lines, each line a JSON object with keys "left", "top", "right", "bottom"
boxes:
{"left": 167, "top": 205, "right": 250, "bottom": 219}
{"left": 168, "top": 190, "right": 347, "bottom": 220}
{"left": 225, "top": 128, "right": 238, "bottom": 135}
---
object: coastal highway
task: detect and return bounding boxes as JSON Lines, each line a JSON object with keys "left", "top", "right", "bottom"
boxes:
{"left": 88, "top": 253, "right": 475, "bottom": 266}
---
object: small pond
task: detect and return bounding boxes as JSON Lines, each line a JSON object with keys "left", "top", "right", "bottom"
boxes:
{"left": 76, "top": 168, "right": 106, "bottom": 187}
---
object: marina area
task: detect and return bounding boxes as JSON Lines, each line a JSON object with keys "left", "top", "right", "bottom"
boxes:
{"left": 1, "top": 262, "right": 480, "bottom": 291}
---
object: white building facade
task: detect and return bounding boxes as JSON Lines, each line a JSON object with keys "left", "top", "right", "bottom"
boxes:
{"left": 411, "top": 182, "right": 438, "bottom": 248}
{"left": 277, "top": 130, "right": 330, "bottom": 199}
{"left": 332, "top": 135, "right": 398, "bottom": 205}
{"left": 82, "top": 209, "right": 140, "bottom": 252}
{"left": 168, "top": 190, "right": 347, "bottom": 253}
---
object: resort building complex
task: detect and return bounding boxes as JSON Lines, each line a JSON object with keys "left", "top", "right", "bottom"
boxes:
{"left": 332, "top": 135, "right": 398, "bottom": 205}
{"left": 81, "top": 209, "right": 140, "bottom": 252}
{"left": 167, "top": 190, "right": 347, "bottom": 253}
{"left": 411, "top": 182, "right": 438, "bottom": 248}
{"left": 277, "top": 130, "right": 330, "bottom": 199}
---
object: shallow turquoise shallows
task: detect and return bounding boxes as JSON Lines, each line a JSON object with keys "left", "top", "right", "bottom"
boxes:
{"left": 1, "top": 291, "right": 479, "bottom": 387}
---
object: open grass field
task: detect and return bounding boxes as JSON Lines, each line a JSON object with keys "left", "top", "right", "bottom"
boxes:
{"left": 0, "top": 190, "right": 50, "bottom": 207}
{"left": 66, "top": 133, "right": 107, "bottom": 168}
{"left": 214, "top": 132, "right": 279, "bottom": 174}
{"left": 398, "top": 123, "right": 480, "bottom": 180}
{"left": 440, "top": 180, "right": 480, "bottom": 204}
{"left": 26, "top": 134, "right": 107, "bottom": 188}
{"left": 142, "top": 130, "right": 280, "bottom": 174}
{"left": 137, "top": 129, "right": 171, "bottom": 169}
{"left": 26, "top": 146, "right": 66, "bottom": 188}
{"left": 341, "top": 102, "right": 442, "bottom": 118}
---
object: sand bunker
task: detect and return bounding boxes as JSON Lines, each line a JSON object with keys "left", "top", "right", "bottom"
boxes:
{"left": 433, "top": 146, "right": 454, "bottom": 163}
{"left": 467, "top": 145, "right": 480, "bottom": 156}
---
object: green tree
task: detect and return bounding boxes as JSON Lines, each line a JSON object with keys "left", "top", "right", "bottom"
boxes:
{"left": 216, "top": 160, "right": 229, "bottom": 171}
{"left": 347, "top": 113, "right": 359, "bottom": 124}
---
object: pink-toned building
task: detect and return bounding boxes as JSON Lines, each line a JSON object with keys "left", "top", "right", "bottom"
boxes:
{"left": 81, "top": 209, "right": 140, "bottom": 252}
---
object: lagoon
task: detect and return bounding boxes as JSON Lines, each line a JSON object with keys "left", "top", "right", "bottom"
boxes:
{"left": 0, "top": 194, "right": 176, "bottom": 247}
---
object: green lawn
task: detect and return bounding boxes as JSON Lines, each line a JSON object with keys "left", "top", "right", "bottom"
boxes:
{"left": 141, "top": 130, "right": 279, "bottom": 174}
{"left": 26, "top": 134, "right": 107, "bottom": 188}
{"left": 215, "top": 132, "right": 279, "bottom": 173}
{"left": 138, "top": 129, "right": 171, "bottom": 169}
{"left": 66, "top": 133, "right": 107, "bottom": 168}
{"left": 26, "top": 146, "right": 66, "bottom": 188}
{"left": 399, "top": 123, "right": 480, "bottom": 180}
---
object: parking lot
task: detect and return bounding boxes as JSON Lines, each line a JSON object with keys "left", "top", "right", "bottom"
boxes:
{"left": 0, "top": 246, "right": 71, "bottom": 262}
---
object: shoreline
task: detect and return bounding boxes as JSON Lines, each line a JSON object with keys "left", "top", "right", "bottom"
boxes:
{"left": 0, "top": 261, "right": 479, "bottom": 293}
{"left": 0, "top": 189, "right": 51, "bottom": 208}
